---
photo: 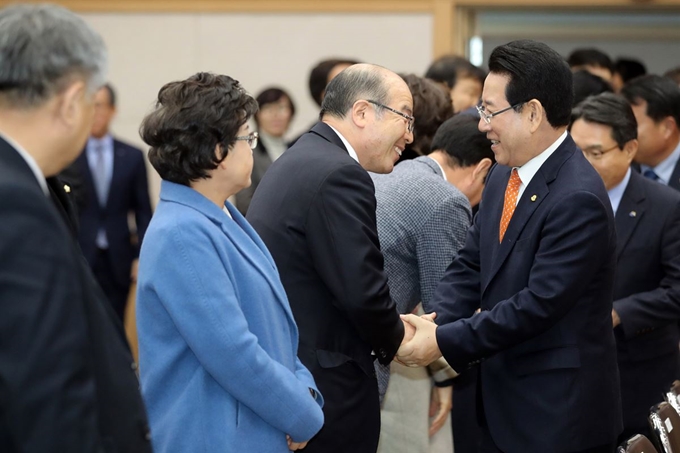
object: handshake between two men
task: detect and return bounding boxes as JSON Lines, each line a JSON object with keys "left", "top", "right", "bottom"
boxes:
{"left": 396, "top": 312, "right": 443, "bottom": 368}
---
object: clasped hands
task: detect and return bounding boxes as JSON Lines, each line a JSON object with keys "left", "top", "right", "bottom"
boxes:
{"left": 395, "top": 312, "right": 442, "bottom": 367}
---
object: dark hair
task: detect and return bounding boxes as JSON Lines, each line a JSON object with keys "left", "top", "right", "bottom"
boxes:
{"left": 570, "top": 93, "right": 637, "bottom": 149}
{"left": 664, "top": 67, "right": 680, "bottom": 86}
{"left": 489, "top": 40, "right": 573, "bottom": 127}
{"left": 400, "top": 74, "right": 453, "bottom": 155}
{"left": 320, "top": 65, "right": 389, "bottom": 120}
{"left": 308, "top": 58, "right": 360, "bottom": 107}
{"left": 140, "top": 72, "right": 258, "bottom": 186}
{"left": 613, "top": 58, "right": 646, "bottom": 84}
{"left": 621, "top": 74, "right": 680, "bottom": 126}
{"left": 572, "top": 70, "right": 612, "bottom": 107}
{"left": 429, "top": 114, "right": 495, "bottom": 167}
{"left": 254, "top": 87, "right": 295, "bottom": 123}
{"left": 567, "top": 48, "right": 613, "bottom": 72}
{"left": 101, "top": 83, "right": 116, "bottom": 108}
{"left": 425, "top": 55, "right": 484, "bottom": 90}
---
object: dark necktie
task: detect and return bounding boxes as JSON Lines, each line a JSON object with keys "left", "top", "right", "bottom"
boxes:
{"left": 94, "top": 143, "right": 108, "bottom": 207}
{"left": 643, "top": 169, "right": 661, "bottom": 182}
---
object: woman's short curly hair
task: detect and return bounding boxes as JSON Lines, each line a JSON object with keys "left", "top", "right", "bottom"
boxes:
{"left": 140, "top": 72, "right": 258, "bottom": 186}
{"left": 400, "top": 74, "right": 454, "bottom": 155}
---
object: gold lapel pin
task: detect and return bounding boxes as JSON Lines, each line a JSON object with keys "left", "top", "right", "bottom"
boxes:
{"left": 63, "top": 184, "right": 71, "bottom": 193}
{"left": 629, "top": 211, "right": 636, "bottom": 217}
{"left": 530, "top": 195, "right": 537, "bottom": 202}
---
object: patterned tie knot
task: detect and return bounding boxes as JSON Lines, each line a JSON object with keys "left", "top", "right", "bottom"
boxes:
{"left": 499, "top": 168, "right": 521, "bottom": 243}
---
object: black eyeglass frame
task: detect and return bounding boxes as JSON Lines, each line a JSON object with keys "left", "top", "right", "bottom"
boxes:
{"left": 367, "top": 100, "right": 414, "bottom": 133}
{"left": 476, "top": 101, "right": 526, "bottom": 124}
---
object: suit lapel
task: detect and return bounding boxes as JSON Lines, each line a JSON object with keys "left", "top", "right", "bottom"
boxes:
{"left": 615, "top": 171, "right": 645, "bottom": 259}
{"left": 669, "top": 158, "right": 680, "bottom": 191}
{"left": 483, "top": 137, "right": 574, "bottom": 291}
{"left": 108, "top": 141, "right": 125, "bottom": 207}
{"left": 76, "top": 150, "right": 97, "bottom": 204}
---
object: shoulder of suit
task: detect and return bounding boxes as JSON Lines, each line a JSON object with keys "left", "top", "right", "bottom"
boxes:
{"left": 113, "top": 137, "right": 144, "bottom": 154}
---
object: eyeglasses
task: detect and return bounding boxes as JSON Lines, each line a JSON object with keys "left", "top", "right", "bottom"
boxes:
{"left": 234, "top": 131, "right": 259, "bottom": 149}
{"left": 581, "top": 143, "right": 620, "bottom": 160}
{"left": 476, "top": 102, "right": 525, "bottom": 124}
{"left": 367, "top": 100, "right": 414, "bottom": 133}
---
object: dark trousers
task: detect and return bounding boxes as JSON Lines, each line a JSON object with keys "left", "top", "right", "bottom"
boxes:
{"left": 452, "top": 367, "right": 482, "bottom": 453}
{"left": 481, "top": 426, "right": 615, "bottom": 453}
{"left": 92, "top": 248, "right": 129, "bottom": 322}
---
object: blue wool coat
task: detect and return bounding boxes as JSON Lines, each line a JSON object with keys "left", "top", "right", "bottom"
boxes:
{"left": 137, "top": 181, "right": 324, "bottom": 452}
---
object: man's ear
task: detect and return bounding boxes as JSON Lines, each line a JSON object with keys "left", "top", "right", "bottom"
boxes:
{"left": 351, "top": 99, "right": 371, "bottom": 129}
{"left": 56, "top": 80, "right": 87, "bottom": 127}
{"left": 623, "top": 139, "right": 638, "bottom": 164}
{"left": 472, "top": 157, "right": 493, "bottom": 182}
{"left": 661, "top": 116, "right": 678, "bottom": 140}
{"left": 525, "top": 99, "right": 544, "bottom": 133}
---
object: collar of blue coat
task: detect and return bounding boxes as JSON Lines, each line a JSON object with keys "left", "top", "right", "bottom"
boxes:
{"left": 157, "top": 179, "right": 294, "bottom": 320}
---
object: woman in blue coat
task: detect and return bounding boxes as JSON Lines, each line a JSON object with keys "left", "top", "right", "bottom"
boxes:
{"left": 136, "top": 72, "right": 324, "bottom": 452}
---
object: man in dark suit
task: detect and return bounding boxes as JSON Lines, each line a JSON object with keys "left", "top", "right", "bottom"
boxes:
{"left": 398, "top": 40, "right": 622, "bottom": 453}
{"left": 0, "top": 4, "right": 151, "bottom": 451}
{"left": 247, "top": 64, "right": 414, "bottom": 453}
{"left": 621, "top": 75, "right": 680, "bottom": 191}
{"left": 69, "top": 83, "right": 153, "bottom": 321}
{"left": 570, "top": 93, "right": 680, "bottom": 443}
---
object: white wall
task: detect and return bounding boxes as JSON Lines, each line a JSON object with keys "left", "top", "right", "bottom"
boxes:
{"left": 82, "top": 12, "right": 434, "bottom": 203}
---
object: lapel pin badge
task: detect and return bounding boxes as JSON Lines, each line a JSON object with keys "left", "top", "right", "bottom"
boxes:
{"left": 63, "top": 184, "right": 71, "bottom": 193}
{"left": 530, "top": 195, "right": 537, "bottom": 202}
{"left": 629, "top": 211, "right": 636, "bottom": 217}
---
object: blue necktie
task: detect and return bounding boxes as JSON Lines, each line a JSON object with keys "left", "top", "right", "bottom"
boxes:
{"left": 94, "top": 143, "right": 109, "bottom": 207}
{"left": 643, "top": 169, "right": 661, "bottom": 182}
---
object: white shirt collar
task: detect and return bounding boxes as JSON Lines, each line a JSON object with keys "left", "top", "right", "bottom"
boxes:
{"left": 326, "top": 124, "right": 360, "bottom": 164}
{"left": 426, "top": 156, "right": 447, "bottom": 182}
{"left": 607, "top": 167, "right": 631, "bottom": 215}
{"left": 0, "top": 130, "right": 49, "bottom": 196}
{"left": 514, "top": 130, "right": 568, "bottom": 204}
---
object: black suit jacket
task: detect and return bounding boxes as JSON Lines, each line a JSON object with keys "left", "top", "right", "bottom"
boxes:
{"left": 234, "top": 140, "right": 273, "bottom": 215}
{"left": 72, "top": 139, "right": 152, "bottom": 287}
{"left": 613, "top": 170, "right": 680, "bottom": 434}
{"left": 0, "top": 137, "right": 152, "bottom": 452}
{"left": 247, "top": 122, "right": 404, "bottom": 452}
{"left": 669, "top": 158, "right": 680, "bottom": 191}
{"left": 432, "top": 135, "right": 623, "bottom": 452}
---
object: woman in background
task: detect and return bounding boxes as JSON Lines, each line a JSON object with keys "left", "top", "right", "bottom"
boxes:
{"left": 235, "top": 86, "right": 295, "bottom": 214}
{"left": 136, "top": 72, "right": 323, "bottom": 452}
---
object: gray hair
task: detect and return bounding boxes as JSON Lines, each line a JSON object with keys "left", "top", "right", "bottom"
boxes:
{"left": 0, "top": 4, "right": 107, "bottom": 108}
{"left": 320, "top": 65, "right": 390, "bottom": 119}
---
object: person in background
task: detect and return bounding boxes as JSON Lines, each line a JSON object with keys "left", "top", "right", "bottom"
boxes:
{"left": 0, "top": 4, "right": 152, "bottom": 451}
{"left": 235, "top": 86, "right": 295, "bottom": 214}
{"left": 611, "top": 58, "right": 647, "bottom": 92}
{"left": 309, "top": 58, "right": 361, "bottom": 108}
{"left": 621, "top": 75, "right": 680, "bottom": 191}
{"left": 136, "top": 72, "right": 324, "bottom": 453}
{"left": 425, "top": 55, "right": 486, "bottom": 114}
{"left": 396, "top": 74, "right": 453, "bottom": 162}
{"left": 570, "top": 92, "right": 680, "bottom": 444}
{"left": 69, "top": 82, "right": 153, "bottom": 321}
{"left": 373, "top": 114, "right": 494, "bottom": 453}
{"left": 567, "top": 47, "right": 614, "bottom": 83}
{"left": 664, "top": 66, "right": 680, "bottom": 86}
{"left": 573, "top": 69, "right": 613, "bottom": 107}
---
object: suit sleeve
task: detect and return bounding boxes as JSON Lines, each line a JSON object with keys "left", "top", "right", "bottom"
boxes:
{"left": 0, "top": 185, "right": 102, "bottom": 452}
{"left": 150, "top": 223, "right": 324, "bottom": 441}
{"left": 416, "top": 195, "right": 471, "bottom": 312}
{"left": 436, "top": 190, "right": 613, "bottom": 370}
{"left": 305, "top": 163, "right": 404, "bottom": 364}
{"left": 615, "top": 199, "right": 680, "bottom": 337}
{"left": 131, "top": 150, "right": 153, "bottom": 253}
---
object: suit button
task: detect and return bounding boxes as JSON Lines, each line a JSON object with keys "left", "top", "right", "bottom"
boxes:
{"left": 131, "top": 362, "right": 138, "bottom": 371}
{"left": 379, "top": 349, "right": 387, "bottom": 359}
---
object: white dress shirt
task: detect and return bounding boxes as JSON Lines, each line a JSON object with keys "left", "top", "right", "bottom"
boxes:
{"left": 327, "top": 124, "right": 360, "bottom": 164}
{"left": 640, "top": 139, "right": 680, "bottom": 186}
{"left": 514, "top": 131, "right": 568, "bottom": 205}
{"left": 606, "top": 168, "right": 631, "bottom": 216}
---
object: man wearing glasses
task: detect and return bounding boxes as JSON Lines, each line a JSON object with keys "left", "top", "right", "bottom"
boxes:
{"left": 397, "top": 40, "right": 622, "bottom": 453}
{"left": 247, "top": 64, "right": 415, "bottom": 453}
{"left": 571, "top": 93, "right": 680, "bottom": 445}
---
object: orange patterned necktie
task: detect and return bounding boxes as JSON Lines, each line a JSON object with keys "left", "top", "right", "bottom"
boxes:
{"left": 499, "top": 168, "right": 521, "bottom": 242}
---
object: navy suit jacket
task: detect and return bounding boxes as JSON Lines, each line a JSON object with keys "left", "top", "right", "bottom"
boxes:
{"left": 432, "top": 134, "right": 622, "bottom": 452}
{"left": 73, "top": 139, "right": 152, "bottom": 286}
{"left": 0, "top": 137, "right": 151, "bottom": 452}
{"left": 247, "top": 122, "right": 404, "bottom": 453}
{"left": 614, "top": 170, "right": 680, "bottom": 431}
{"left": 669, "top": 158, "right": 680, "bottom": 191}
